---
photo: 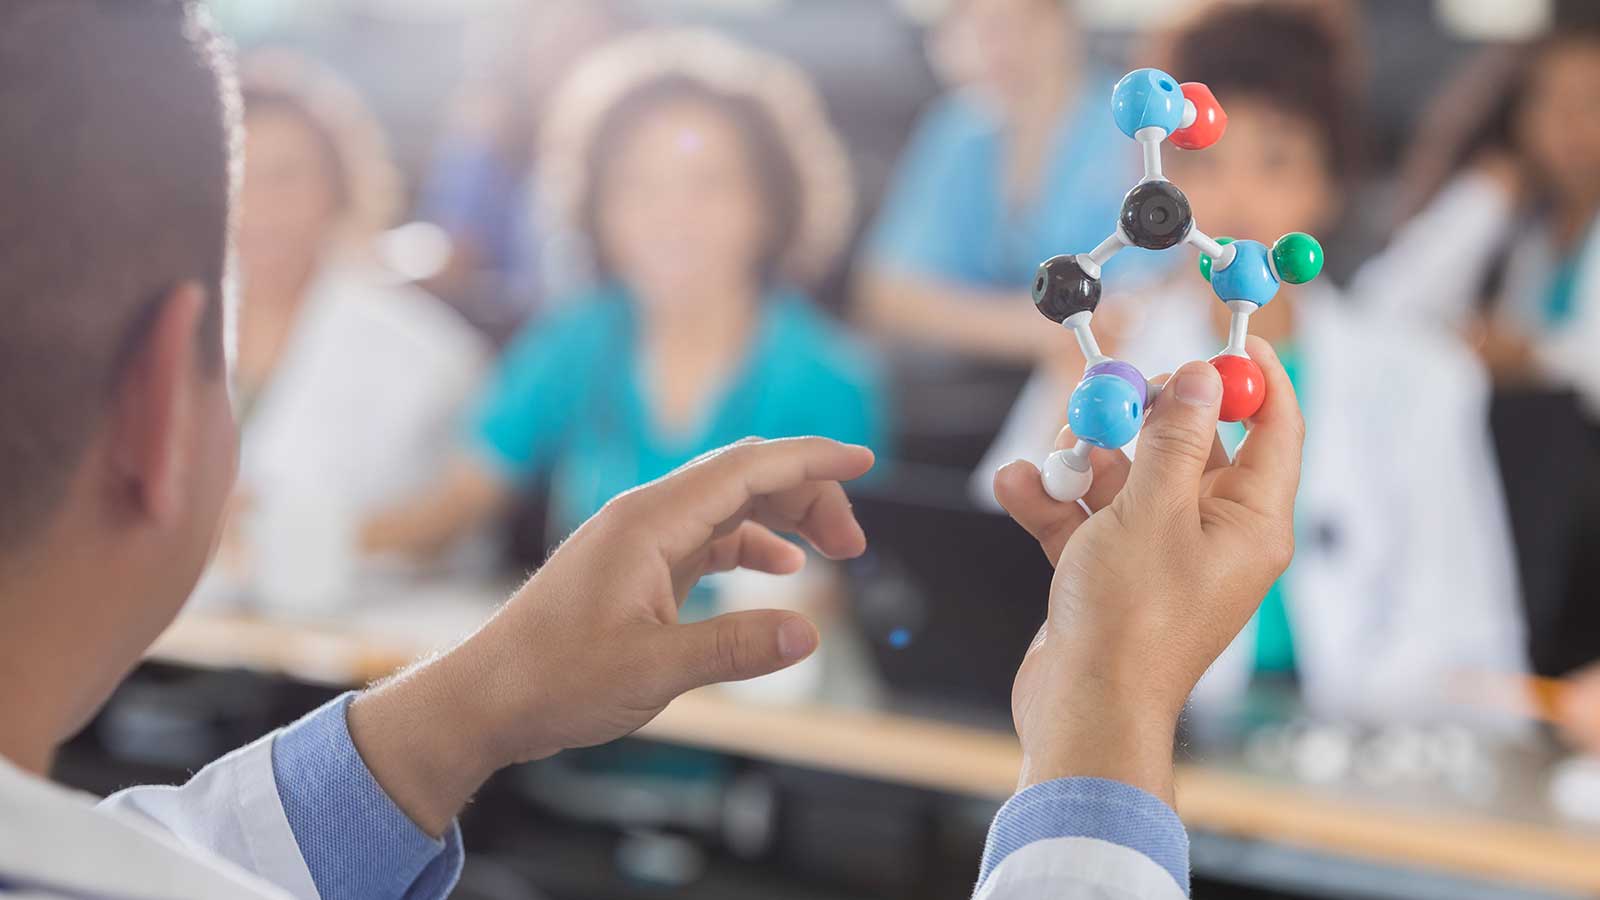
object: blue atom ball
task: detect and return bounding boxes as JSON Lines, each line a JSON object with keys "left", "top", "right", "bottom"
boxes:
{"left": 1209, "top": 239, "right": 1281, "bottom": 307}
{"left": 1068, "top": 373, "right": 1144, "bottom": 450}
{"left": 1111, "top": 68, "right": 1187, "bottom": 140}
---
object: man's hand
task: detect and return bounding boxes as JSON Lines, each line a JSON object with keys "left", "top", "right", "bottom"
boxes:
{"left": 992, "top": 336, "right": 1304, "bottom": 804}
{"left": 347, "top": 437, "right": 875, "bottom": 836}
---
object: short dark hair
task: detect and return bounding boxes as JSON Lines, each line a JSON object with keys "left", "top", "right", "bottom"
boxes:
{"left": 1161, "top": 1, "right": 1365, "bottom": 182}
{"left": 579, "top": 74, "right": 803, "bottom": 285}
{"left": 0, "top": 1, "right": 238, "bottom": 551}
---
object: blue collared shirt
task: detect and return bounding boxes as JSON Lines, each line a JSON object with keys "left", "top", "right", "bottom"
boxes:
{"left": 271, "top": 695, "right": 463, "bottom": 899}
{"left": 977, "top": 776, "right": 1189, "bottom": 894}
{"left": 271, "top": 695, "right": 1189, "bottom": 898}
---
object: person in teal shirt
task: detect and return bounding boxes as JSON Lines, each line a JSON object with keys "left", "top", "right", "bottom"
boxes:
{"left": 859, "top": 0, "right": 1159, "bottom": 365}
{"left": 364, "top": 31, "right": 884, "bottom": 555}
{"left": 472, "top": 284, "right": 883, "bottom": 534}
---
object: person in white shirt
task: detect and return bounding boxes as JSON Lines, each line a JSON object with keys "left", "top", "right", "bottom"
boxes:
{"left": 0, "top": 3, "right": 1302, "bottom": 899}
{"left": 1352, "top": 27, "right": 1600, "bottom": 413}
{"left": 1351, "top": 28, "right": 1600, "bottom": 678}
{"left": 200, "top": 54, "right": 489, "bottom": 610}
{"left": 980, "top": 1, "right": 1525, "bottom": 722}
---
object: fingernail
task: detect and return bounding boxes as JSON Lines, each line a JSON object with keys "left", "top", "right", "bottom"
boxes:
{"left": 1173, "top": 366, "right": 1222, "bottom": 407}
{"left": 778, "top": 617, "right": 817, "bottom": 662}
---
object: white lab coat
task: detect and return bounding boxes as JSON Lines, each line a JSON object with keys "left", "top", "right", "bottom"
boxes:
{"left": 979, "top": 282, "right": 1528, "bottom": 721}
{"left": 195, "top": 264, "right": 489, "bottom": 612}
{"left": 1351, "top": 172, "right": 1600, "bottom": 415}
{"left": 0, "top": 744, "right": 1182, "bottom": 899}
{"left": 0, "top": 736, "right": 308, "bottom": 899}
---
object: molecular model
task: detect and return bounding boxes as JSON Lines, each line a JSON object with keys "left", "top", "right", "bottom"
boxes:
{"left": 1032, "top": 68, "right": 1324, "bottom": 503}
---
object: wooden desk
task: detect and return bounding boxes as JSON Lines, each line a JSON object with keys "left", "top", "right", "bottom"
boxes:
{"left": 148, "top": 610, "right": 1600, "bottom": 895}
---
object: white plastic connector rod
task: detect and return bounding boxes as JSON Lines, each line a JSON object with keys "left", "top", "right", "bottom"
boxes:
{"left": 1061, "top": 310, "right": 1109, "bottom": 368}
{"left": 1181, "top": 98, "right": 1198, "bottom": 129}
{"left": 1042, "top": 441, "right": 1094, "bottom": 503}
{"left": 1222, "top": 300, "right": 1254, "bottom": 356}
{"left": 1187, "top": 227, "right": 1226, "bottom": 260}
{"left": 1134, "top": 126, "right": 1167, "bottom": 181}
{"left": 1079, "top": 231, "right": 1127, "bottom": 279}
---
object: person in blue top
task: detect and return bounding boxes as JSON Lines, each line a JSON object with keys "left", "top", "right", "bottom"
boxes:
{"left": 363, "top": 30, "right": 885, "bottom": 555}
{"left": 859, "top": 0, "right": 1153, "bottom": 364}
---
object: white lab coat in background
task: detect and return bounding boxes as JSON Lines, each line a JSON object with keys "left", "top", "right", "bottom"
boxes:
{"left": 1351, "top": 172, "right": 1600, "bottom": 415}
{"left": 0, "top": 747, "right": 1182, "bottom": 899}
{"left": 978, "top": 282, "right": 1528, "bottom": 722}
{"left": 196, "top": 264, "right": 489, "bottom": 611}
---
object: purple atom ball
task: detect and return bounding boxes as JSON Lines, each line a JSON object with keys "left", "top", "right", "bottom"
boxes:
{"left": 1084, "top": 360, "right": 1148, "bottom": 410}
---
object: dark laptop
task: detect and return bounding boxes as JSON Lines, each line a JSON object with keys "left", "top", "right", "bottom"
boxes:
{"left": 844, "top": 465, "right": 1056, "bottom": 721}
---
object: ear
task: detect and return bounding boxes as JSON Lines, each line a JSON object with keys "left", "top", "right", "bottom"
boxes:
{"left": 108, "top": 281, "right": 211, "bottom": 527}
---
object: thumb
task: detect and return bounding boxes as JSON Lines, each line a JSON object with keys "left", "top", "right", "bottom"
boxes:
{"left": 1125, "top": 360, "right": 1223, "bottom": 510}
{"left": 654, "top": 610, "right": 819, "bottom": 697}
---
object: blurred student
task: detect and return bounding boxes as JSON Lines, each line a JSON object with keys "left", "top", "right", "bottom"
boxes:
{"left": 363, "top": 31, "right": 885, "bottom": 559}
{"left": 859, "top": 0, "right": 1152, "bottom": 364}
{"left": 418, "top": 1, "right": 628, "bottom": 332}
{"left": 983, "top": 1, "right": 1526, "bottom": 721}
{"left": 209, "top": 55, "right": 487, "bottom": 606}
{"left": 1351, "top": 28, "right": 1600, "bottom": 674}
{"left": 1353, "top": 27, "right": 1600, "bottom": 411}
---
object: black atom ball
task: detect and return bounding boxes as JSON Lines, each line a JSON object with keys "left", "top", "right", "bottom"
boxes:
{"left": 1032, "top": 254, "right": 1102, "bottom": 323}
{"left": 1119, "top": 180, "right": 1193, "bottom": 250}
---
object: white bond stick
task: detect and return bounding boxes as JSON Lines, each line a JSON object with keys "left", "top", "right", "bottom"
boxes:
{"left": 1079, "top": 231, "right": 1126, "bottom": 279}
{"left": 1135, "top": 126, "right": 1167, "bottom": 181}
{"left": 1187, "top": 227, "right": 1226, "bottom": 260}
{"left": 1223, "top": 300, "right": 1254, "bottom": 356}
{"left": 1063, "top": 310, "right": 1109, "bottom": 367}
{"left": 1064, "top": 439, "right": 1093, "bottom": 470}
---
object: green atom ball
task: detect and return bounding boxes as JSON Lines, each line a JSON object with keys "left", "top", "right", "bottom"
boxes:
{"left": 1272, "top": 232, "right": 1324, "bottom": 284}
{"left": 1198, "top": 236, "right": 1235, "bottom": 283}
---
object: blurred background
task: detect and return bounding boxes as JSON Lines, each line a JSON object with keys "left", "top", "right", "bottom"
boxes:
{"left": 60, "top": 0, "right": 1600, "bottom": 897}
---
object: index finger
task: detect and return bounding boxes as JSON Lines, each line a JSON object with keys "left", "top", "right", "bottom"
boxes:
{"left": 993, "top": 458, "right": 1087, "bottom": 564}
{"left": 1215, "top": 336, "right": 1305, "bottom": 515}
{"left": 626, "top": 436, "right": 876, "bottom": 563}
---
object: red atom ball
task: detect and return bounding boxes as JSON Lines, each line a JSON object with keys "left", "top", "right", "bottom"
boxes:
{"left": 1170, "top": 82, "right": 1227, "bottom": 150}
{"left": 1210, "top": 353, "right": 1265, "bottom": 422}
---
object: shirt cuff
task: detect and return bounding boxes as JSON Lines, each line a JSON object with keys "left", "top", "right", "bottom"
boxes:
{"left": 271, "top": 693, "right": 465, "bottom": 900}
{"left": 978, "top": 777, "right": 1189, "bottom": 895}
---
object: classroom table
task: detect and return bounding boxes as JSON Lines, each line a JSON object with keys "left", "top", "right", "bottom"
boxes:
{"left": 146, "top": 593, "right": 1600, "bottom": 899}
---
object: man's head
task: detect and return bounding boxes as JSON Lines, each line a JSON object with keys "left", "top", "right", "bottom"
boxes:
{"left": 0, "top": 1, "right": 240, "bottom": 753}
